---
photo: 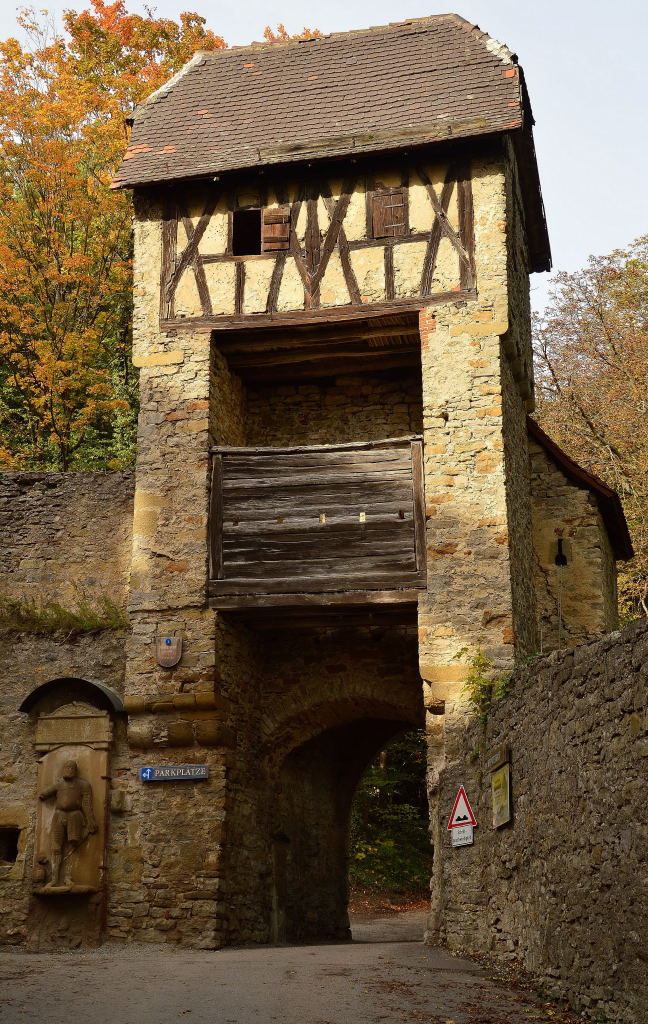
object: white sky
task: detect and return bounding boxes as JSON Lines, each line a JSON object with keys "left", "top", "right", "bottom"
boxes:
{"left": 2, "top": 0, "right": 647, "bottom": 313}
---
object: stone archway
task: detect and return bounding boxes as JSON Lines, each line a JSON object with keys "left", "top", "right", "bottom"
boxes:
{"left": 258, "top": 674, "right": 424, "bottom": 943}
{"left": 217, "top": 620, "right": 425, "bottom": 946}
{"left": 270, "top": 716, "right": 416, "bottom": 943}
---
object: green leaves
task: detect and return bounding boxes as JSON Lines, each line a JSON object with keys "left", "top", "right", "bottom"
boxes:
{"left": 349, "top": 731, "right": 431, "bottom": 894}
{"left": 454, "top": 647, "right": 512, "bottom": 722}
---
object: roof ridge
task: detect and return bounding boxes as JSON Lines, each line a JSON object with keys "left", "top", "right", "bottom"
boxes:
{"left": 199, "top": 13, "right": 466, "bottom": 59}
{"left": 137, "top": 50, "right": 206, "bottom": 111}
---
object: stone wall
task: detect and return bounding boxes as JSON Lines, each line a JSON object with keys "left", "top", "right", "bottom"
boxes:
{"left": 0, "top": 619, "right": 424, "bottom": 950}
{"left": 245, "top": 370, "right": 422, "bottom": 446}
{"left": 432, "top": 620, "right": 648, "bottom": 1024}
{"left": 0, "top": 472, "right": 134, "bottom": 607}
{"left": 0, "top": 626, "right": 237, "bottom": 951}
{"left": 417, "top": 148, "right": 537, "bottom": 729}
{"left": 530, "top": 439, "right": 618, "bottom": 649}
{"left": 499, "top": 139, "right": 538, "bottom": 659}
{"left": 210, "top": 346, "right": 246, "bottom": 447}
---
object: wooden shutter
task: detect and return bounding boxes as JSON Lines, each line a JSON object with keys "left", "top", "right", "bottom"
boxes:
{"left": 262, "top": 206, "right": 291, "bottom": 251}
{"left": 371, "top": 189, "right": 406, "bottom": 239}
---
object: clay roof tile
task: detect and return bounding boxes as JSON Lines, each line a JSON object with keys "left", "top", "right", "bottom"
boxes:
{"left": 112, "top": 14, "right": 523, "bottom": 189}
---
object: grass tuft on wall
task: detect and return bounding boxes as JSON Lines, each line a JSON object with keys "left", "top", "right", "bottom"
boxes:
{"left": 0, "top": 595, "right": 128, "bottom": 636}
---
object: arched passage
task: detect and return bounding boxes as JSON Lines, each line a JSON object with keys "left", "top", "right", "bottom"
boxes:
{"left": 219, "top": 619, "right": 425, "bottom": 946}
{"left": 348, "top": 726, "right": 430, "bottom": 913}
{"left": 271, "top": 716, "right": 415, "bottom": 943}
{"left": 253, "top": 647, "right": 424, "bottom": 944}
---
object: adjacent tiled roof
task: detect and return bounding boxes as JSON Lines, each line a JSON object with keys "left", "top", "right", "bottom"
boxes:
{"left": 113, "top": 14, "right": 525, "bottom": 189}
{"left": 528, "top": 418, "right": 634, "bottom": 561}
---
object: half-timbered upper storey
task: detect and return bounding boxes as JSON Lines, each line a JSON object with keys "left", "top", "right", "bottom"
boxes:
{"left": 114, "top": 14, "right": 553, "bottom": 614}
{"left": 114, "top": 14, "right": 550, "bottom": 332}
{"left": 156, "top": 158, "right": 477, "bottom": 329}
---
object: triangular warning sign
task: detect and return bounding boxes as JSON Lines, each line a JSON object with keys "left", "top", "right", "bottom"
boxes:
{"left": 447, "top": 786, "right": 477, "bottom": 829}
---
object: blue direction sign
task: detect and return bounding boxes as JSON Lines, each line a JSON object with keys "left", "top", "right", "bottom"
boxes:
{"left": 140, "top": 765, "right": 209, "bottom": 782}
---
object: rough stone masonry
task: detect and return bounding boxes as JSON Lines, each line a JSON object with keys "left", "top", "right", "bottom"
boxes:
{"left": 433, "top": 620, "right": 648, "bottom": 1024}
{"left": 0, "top": 15, "right": 640, "bottom": 1024}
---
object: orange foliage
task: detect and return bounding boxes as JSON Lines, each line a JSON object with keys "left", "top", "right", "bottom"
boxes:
{"left": 263, "top": 24, "right": 322, "bottom": 42}
{"left": 0, "top": 3, "right": 224, "bottom": 469}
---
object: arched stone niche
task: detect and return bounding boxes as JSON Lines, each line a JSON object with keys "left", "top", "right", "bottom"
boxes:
{"left": 19, "top": 678, "right": 122, "bottom": 948}
{"left": 19, "top": 677, "right": 124, "bottom": 716}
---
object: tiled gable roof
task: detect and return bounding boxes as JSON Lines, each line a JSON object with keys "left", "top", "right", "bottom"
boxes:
{"left": 528, "top": 418, "right": 634, "bottom": 562}
{"left": 112, "top": 14, "right": 525, "bottom": 189}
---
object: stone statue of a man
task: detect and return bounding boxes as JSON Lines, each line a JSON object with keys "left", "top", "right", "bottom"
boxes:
{"left": 39, "top": 759, "right": 97, "bottom": 887}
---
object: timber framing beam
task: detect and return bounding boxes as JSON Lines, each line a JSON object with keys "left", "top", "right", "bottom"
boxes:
{"left": 209, "top": 308, "right": 423, "bottom": 378}
{"left": 160, "top": 290, "right": 476, "bottom": 333}
{"left": 215, "top": 322, "right": 419, "bottom": 354}
{"left": 209, "top": 589, "right": 422, "bottom": 610}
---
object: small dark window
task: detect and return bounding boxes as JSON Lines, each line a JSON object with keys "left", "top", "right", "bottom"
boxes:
{"left": 372, "top": 188, "right": 406, "bottom": 239}
{"left": 554, "top": 538, "right": 569, "bottom": 567}
{"left": 0, "top": 828, "right": 19, "bottom": 863}
{"left": 232, "top": 208, "right": 262, "bottom": 256}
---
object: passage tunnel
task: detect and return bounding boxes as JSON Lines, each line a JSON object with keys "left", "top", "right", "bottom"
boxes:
{"left": 218, "top": 617, "right": 424, "bottom": 947}
{"left": 270, "top": 712, "right": 422, "bottom": 944}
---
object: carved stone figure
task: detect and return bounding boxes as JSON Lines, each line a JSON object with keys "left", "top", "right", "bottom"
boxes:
{"left": 39, "top": 760, "right": 97, "bottom": 887}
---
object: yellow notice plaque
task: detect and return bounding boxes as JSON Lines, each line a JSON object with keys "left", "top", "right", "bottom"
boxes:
{"left": 491, "top": 763, "right": 511, "bottom": 828}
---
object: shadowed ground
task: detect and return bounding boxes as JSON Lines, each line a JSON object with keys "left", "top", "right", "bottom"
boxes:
{"left": 0, "top": 911, "right": 581, "bottom": 1024}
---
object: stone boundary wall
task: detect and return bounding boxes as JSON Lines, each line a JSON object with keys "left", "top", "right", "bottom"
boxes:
{"left": 0, "top": 471, "right": 135, "bottom": 608}
{"left": 433, "top": 620, "right": 648, "bottom": 1024}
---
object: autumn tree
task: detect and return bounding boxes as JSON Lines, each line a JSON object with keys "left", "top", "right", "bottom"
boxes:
{"left": 0, "top": 3, "right": 224, "bottom": 470}
{"left": 263, "top": 25, "right": 322, "bottom": 42}
{"left": 533, "top": 235, "right": 648, "bottom": 618}
{"left": 0, "top": 7, "right": 321, "bottom": 470}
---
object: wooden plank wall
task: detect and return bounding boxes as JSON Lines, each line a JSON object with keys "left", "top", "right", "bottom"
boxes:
{"left": 209, "top": 438, "right": 426, "bottom": 596}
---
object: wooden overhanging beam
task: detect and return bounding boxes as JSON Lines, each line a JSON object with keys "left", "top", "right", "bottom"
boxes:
{"left": 216, "top": 322, "right": 420, "bottom": 354}
{"left": 226, "top": 341, "right": 419, "bottom": 370}
{"left": 236, "top": 353, "right": 420, "bottom": 380}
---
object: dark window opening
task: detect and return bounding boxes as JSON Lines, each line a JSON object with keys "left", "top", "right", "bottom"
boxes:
{"left": 0, "top": 828, "right": 19, "bottom": 863}
{"left": 554, "top": 538, "right": 569, "bottom": 567}
{"left": 232, "top": 208, "right": 262, "bottom": 255}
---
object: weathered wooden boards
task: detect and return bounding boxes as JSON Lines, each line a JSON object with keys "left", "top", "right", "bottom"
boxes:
{"left": 209, "top": 437, "right": 426, "bottom": 600}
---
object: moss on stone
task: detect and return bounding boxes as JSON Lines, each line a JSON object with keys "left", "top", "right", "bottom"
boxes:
{"left": 0, "top": 594, "right": 128, "bottom": 636}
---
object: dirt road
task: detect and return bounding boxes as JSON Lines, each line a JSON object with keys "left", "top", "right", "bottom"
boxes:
{"left": 0, "top": 911, "right": 579, "bottom": 1024}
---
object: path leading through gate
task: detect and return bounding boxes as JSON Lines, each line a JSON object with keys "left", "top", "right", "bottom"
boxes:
{"left": 0, "top": 910, "right": 581, "bottom": 1024}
